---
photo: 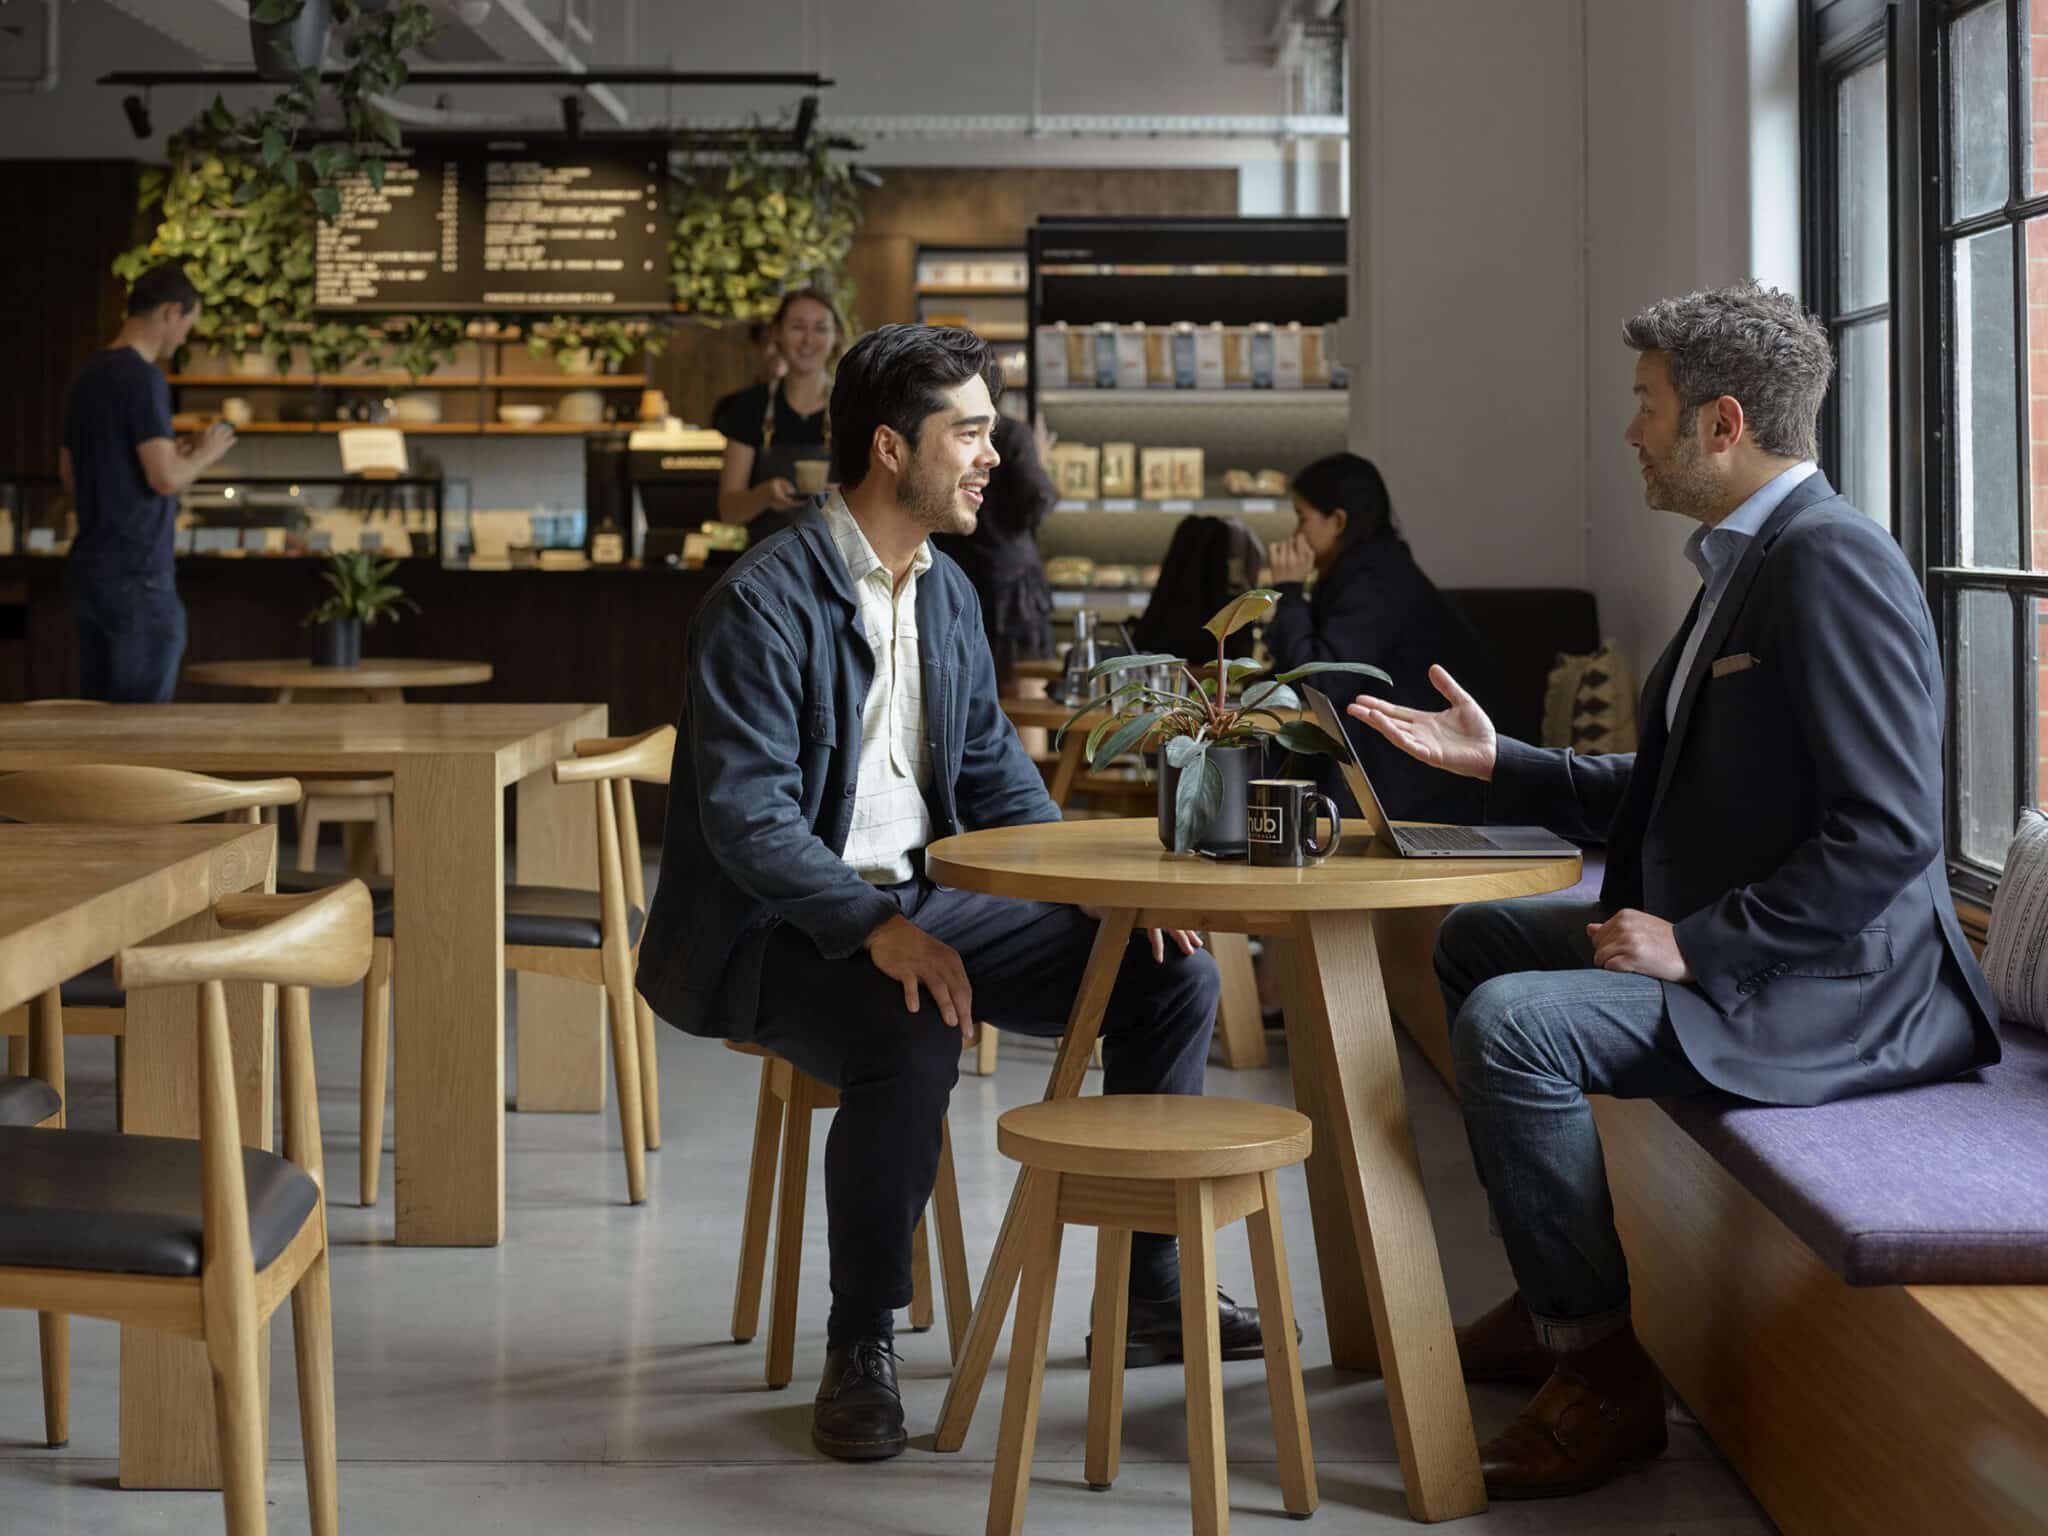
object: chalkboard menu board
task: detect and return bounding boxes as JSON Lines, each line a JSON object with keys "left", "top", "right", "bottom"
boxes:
{"left": 314, "top": 137, "right": 671, "bottom": 313}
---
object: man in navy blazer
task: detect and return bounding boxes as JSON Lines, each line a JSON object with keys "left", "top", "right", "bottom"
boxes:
{"left": 1350, "top": 283, "right": 1998, "bottom": 1500}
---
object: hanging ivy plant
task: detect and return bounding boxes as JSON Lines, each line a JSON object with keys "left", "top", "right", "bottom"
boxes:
{"left": 670, "top": 120, "right": 862, "bottom": 323}
{"left": 526, "top": 318, "right": 667, "bottom": 373}
{"left": 381, "top": 314, "right": 469, "bottom": 381}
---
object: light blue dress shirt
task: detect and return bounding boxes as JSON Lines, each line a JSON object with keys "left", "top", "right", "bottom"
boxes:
{"left": 1664, "top": 460, "right": 1818, "bottom": 731}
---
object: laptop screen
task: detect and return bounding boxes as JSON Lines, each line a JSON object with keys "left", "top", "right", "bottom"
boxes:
{"left": 1301, "top": 686, "right": 1401, "bottom": 853}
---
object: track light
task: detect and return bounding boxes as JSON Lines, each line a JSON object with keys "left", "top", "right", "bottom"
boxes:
{"left": 851, "top": 166, "right": 884, "bottom": 190}
{"left": 122, "top": 93, "right": 153, "bottom": 140}
{"left": 560, "top": 94, "right": 583, "bottom": 141}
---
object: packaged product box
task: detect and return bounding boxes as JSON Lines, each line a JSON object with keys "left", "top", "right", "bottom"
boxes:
{"left": 1048, "top": 442, "right": 1100, "bottom": 500}
{"left": 1303, "top": 326, "right": 1328, "bottom": 387}
{"left": 1222, "top": 326, "right": 1252, "bottom": 388}
{"left": 1169, "top": 447, "right": 1206, "bottom": 499}
{"left": 1099, "top": 441, "right": 1137, "bottom": 497}
{"left": 1035, "top": 324, "right": 1070, "bottom": 389}
{"left": 1139, "top": 447, "right": 1177, "bottom": 500}
{"left": 1171, "top": 323, "right": 1199, "bottom": 388}
{"left": 1092, "top": 324, "right": 1119, "bottom": 389}
{"left": 1116, "top": 324, "right": 1149, "bottom": 389}
{"left": 1273, "top": 323, "right": 1305, "bottom": 389}
{"left": 1195, "top": 324, "right": 1226, "bottom": 389}
{"left": 1066, "top": 327, "right": 1094, "bottom": 387}
{"left": 1144, "top": 327, "right": 1174, "bottom": 388}
{"left": 1249, "top": 323, "right": 1277, "bottom": 389}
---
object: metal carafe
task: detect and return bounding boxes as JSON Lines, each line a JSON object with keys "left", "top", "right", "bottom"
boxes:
{"left": 1056, "top": 609, "right": 1100, "bottom": 703}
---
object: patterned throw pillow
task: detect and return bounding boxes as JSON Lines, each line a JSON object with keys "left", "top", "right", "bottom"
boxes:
{"left": 1983, "top": 810, "right": 2048, "bottom": 1032}
{"left": 1542, "top": 643, "right": 1639, "bottom": 755}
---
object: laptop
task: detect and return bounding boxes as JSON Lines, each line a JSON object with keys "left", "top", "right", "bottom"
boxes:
{"left": 1301, "top": 686, "right": 1580, "bottom": 859}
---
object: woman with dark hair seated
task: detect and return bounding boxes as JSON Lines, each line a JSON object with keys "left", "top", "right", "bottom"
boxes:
{"left": 1265, "top": 452, "right": 1492, "bottom": 825}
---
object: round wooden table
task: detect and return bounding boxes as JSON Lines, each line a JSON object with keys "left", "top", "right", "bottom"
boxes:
{"left": 922, "top": 816, "right": 1581, "bottom": 1523}
{"left": 1011, "top": 656, "right": 1065, "bottom": 682}
{"left": 184, "top": 657, "right": 492, "bottom": 704}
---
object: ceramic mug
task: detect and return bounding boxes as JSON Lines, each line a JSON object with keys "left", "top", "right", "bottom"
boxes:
{"left": 1247, "top": 778, "right": 1343, "bottom": 867}
{"left": 793, "top": 458, "right": 831, "bottom": 495}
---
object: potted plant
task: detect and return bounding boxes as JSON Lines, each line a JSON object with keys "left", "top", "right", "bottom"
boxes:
{"left": 526, "top": 318, "right": 664, "bottom": 375}
{"left": 303, "top": 551, "right": 418, "bottom": 667}
{"left": 1057, "top": 589, "right": 1390, "bottom": 854}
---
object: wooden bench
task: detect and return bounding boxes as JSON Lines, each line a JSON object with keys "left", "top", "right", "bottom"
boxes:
{"left": 1380, "top": 890, "right": 2048, "bottom": 1535}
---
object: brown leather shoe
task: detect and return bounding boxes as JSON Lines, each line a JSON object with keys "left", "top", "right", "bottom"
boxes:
{"left": 1456, "top": 1293, "right": 1552, "bottom": 1385}
{"left": 1479, "top": 1323, "right": 1667, "bottom": 1499}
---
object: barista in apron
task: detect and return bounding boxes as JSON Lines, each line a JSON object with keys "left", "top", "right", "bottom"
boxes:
{"left": 712, "top": 288, "right": 844, "bottom": 544}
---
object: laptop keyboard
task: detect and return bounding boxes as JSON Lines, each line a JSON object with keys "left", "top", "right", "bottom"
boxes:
{"left": 1397, "top": 824, "right": 1498, "bottom": 852}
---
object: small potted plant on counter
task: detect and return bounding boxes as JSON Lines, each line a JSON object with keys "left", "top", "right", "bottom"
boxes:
{"left": 303, "top": 551, "right": 418, "bottom": 668}
{"left": 1056, "top": 589, "right": 1390, "bottom": 854}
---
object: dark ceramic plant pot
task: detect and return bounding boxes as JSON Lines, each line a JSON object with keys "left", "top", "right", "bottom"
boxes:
{"left": 1156, "top": 743, "right": 1256, "bottom": 855}
{"left": 251, "top": 0, "right": 332, "bottom": 83}
{"left": 309, "top": 616, "right": 362, "bottom": 668}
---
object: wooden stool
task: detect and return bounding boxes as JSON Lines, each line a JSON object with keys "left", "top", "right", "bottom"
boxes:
{"left": 988, "top": 1095, "right": 1316, "bottom": 1536}
{"left": 725, "top": 1041, "right": 973, "bottom": 1389}
{"left": 296, "top": 775, "right": 395, "bottom": 877}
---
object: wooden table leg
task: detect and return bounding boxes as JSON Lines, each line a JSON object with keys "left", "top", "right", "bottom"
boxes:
{"left": 933, "top": 908, "right": 1134, "bottom": 1453}
{"left": 394, "top": 753, "right": 507, "bottom": 1245}
{"left": 1046, "top": 733, "right": 1086, "bottom": 808}
{"left": 119, "top": 857, "right": 274, "bottom": 1489}
{"left": 1283, "top": 909, "right": 1485, "bottom": 1522}
{"left": 514, "top": 765, "right": 605, "bottom": 1112}
{"left": 1207, "top": 930, "right": 1268, "bottom": 1070}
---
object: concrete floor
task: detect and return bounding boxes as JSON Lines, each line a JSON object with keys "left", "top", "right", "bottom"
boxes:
{"left": 0, "top": 871, "right": 1777, "bottom": 1534}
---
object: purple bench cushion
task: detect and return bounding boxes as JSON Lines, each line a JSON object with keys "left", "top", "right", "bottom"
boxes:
{"left": 1659, "top": 1026, "right": 2048, "bottom": 1285}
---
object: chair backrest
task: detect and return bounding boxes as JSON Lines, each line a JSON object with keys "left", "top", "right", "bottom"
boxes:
{"left": 557, "top": 726, "right": 674, "bottom": 916}
{"left": 0, "top": 764, "right": 302, "bottom": 826}
{"left": 117, "top": 883, "right": 373, "bottom": 1207}
{"left": 21, "top": 698, "right": 110, "bottom": 707}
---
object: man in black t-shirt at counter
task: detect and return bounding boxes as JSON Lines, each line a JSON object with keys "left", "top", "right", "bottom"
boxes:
{"left": 58, "top": 261, "right": 236, "bottom": 702}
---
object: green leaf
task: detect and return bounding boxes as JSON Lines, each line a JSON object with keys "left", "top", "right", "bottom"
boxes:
{"left": 1051, "top": 692, "right": 1116, "bottom": 747}
{"left": 1270, "top": 659, "right": 1395, "bottom": 689}
{"left": 260, "top": 125, "right": 286, "bottom": 167}
{"left": 1240, "top": 680, "right": 1301, "bottom": 711}
{"left": 310, "top": 185, "right": 341, "bottom": 220}
{"left": 1202, "top": 588, "right": 1281, "bottom": 642}
{"left": 1170, "top": 751, "right": 1221, "bottom": 853}
{"left": 1269, "top": 721, "right": 1349, "bottom": 757}
{"left": 1163, "top": 735, "right": 1206, "bottom": 771}
{"left": 373, "top": 108, "right": 403, "bottom": 150}
{"left": 1087, "top": 652, "right": 1180, "bottom": 682}
{"left": 1088, "top": 711, "right": 1165, "bottom": 769}
{"left": 366, "top": 157, "right": 386, "bottom": 192}
{"left": 252, "top": 0, "right": 304, "bottom": 23}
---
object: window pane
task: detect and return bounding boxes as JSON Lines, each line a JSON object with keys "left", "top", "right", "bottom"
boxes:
{"left": 1838, "top": 60, "right": 1889, "bottom": 311}
{"left": 2028, "top": 218, "right": 2048, "bottom": 566}
{"left": 1956, "top": 228, "right": 2022, "bottom": 568}
{"left": 1952, "top": 2, "right": 2012, "bottom": 221}
{"left": 1837, "top": 318, "right": 1891, "bottom": 525}
{"left": 2030, "top": 0, "right": 2048, "bottom": 194}
{"left": 1957, "top": 589, "right": 2018, "bottom": 868}
{"left": 2036, "top": 598, "right": 2048, "bottom": 810}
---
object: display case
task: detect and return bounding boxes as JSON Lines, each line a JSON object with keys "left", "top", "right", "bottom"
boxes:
{"left": 916, "top": 244, "right": 1030, "bottom": 420}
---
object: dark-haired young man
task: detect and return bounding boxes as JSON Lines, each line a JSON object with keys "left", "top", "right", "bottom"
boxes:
{"left": 59, "top": 260, "right": 235, "bottom": 701}
{"left": 1349, "top": 283, "right": 1998, "bottom": 1499}
{"left": 638, "top": 324, "right": 1243, "bottom": 1463}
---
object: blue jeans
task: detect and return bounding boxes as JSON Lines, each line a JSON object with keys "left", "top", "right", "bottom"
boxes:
{"left": 1434, "top": 897, "right": 1711, "bottom": 1350}
{"left": 70, "top": 571, "right": 185, "bottom": 703}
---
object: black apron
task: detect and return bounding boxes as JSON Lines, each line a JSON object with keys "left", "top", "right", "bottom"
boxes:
{"left": 746, "top": 378, "right": 831, "bottom": 546}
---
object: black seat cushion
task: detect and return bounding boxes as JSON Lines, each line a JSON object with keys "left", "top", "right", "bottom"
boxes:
{"left": 59, "top": 959, "right": 123, "bottom": 1010}
{"left": 0, "top": 1126, "right": 319, "bottom": 1277}
{"left": 273, "top": 870, "right": 395, "bottom": 938}
{"left": 0, "top": 1076, "right": 60, "bottom": 1128}
{"left": 503, "top": 884, "right": 645, "bottom": 951}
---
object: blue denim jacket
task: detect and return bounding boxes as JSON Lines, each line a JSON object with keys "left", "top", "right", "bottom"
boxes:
{"left": 636, "top": 502, "right": 1062, "bottom": 1038}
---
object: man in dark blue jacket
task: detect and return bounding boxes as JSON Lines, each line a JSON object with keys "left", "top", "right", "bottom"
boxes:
{"left": 637, "top": 325, "right": 1231, "bottom": 1463}
{"left": 1349, "top": 283, "right": 1998, "bottom": 1500}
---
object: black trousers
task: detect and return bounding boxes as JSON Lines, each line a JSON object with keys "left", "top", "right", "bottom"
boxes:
{"left": 752, "top": 880, "right": 1220, "bottom": 1318}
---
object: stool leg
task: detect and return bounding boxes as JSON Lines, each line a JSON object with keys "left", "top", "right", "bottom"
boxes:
{"left": 732, "top": 1062, "right": 784, "bottom": 1344}
{"left": 933, "top": 1118, "right": 972, "bottom": 1366}
{"left": 1176, "top": 1180, "right": 1229, "bottom": 1536}
{"left": 372, "top": 794, "right": 395, "bottom": 877}
{"left": 909, "top": 1213, "right": 935, "bottom": 1332}
{"left": 976, "top": 1023, "right": 999, "bottom": 1076}
{"left": 38, "top": 1314, "right": 68, "bottom": 1447}
{"left": 298, "top": 801, "right": 321, "bottom": 872}
{"left": 987, "top": 1173, "right": 1064, "bottom": 1536}
{"left": 1247, "top": 1168, "right": 1317, "bottom": 1517}
{"left": 1086, "top": 1227, "right": 1131, "bottom": 1491}
{"left": 765, "top": 1072, "right": 814, "bottom": 1389}
{"left": 359, "top": 936, "right": 392, "bottom": 1207}
{"left": 6, "top": 1034, "right": 25, "bottom": 1077}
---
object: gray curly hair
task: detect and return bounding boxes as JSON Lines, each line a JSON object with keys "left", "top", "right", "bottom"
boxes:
{"left": 1622, "top": 282, "right": 1834, "bottom": 461}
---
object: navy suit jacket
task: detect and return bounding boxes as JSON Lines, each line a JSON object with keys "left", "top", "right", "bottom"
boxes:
{"left": 1487, "top": 472, "right": 1999, "bottom": 1105}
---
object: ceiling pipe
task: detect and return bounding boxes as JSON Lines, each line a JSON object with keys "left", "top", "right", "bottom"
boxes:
{"left": 491, "top": 0, "right": 629, "bottom": 126}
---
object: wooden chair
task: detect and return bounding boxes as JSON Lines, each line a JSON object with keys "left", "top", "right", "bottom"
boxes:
{"left": 725, "top": 1041, "right": 973, "bottom": 1389}
{"left": 0, "top": 998, "right": 66, "bottom": 1452}
{"left": 0, "top": 881, "right": 372, "bottom": 1536}
{"left": 0, "top": 767, "right": 307, "bottom": 1108}
{"left": 987, "top": 1095, "right": 1317, "bottom": 1536}
{"left": 351, "top": 725, "right": 672, "bottom": 1209}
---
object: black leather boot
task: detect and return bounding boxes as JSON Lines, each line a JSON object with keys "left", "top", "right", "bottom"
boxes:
{"left": 1088, "top": 1288, "right": 1291, "bottom": 1368}
{"left": 812, "top": 1335, "right": 907, "bottom": 1462}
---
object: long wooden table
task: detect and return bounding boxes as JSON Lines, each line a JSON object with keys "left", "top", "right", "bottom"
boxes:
{"left": 0, "top": 702, "right": 607, "bottom": 1247}
{"left": 924, "top": 818, "right": 1581, "bottom": 1523}
{"left": 0, "top": 821, "right": 276, "bottom": 1491}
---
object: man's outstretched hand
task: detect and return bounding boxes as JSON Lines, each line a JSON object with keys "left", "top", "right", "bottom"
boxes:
{"left": 1346, "top": 665, "right": 1498, "bottom": 781}
{"left": 865, "top": 913, "right": 975, "bottom": 1039}
{"left": 1587, "top": 910, "right": 1693, "bottom": 982}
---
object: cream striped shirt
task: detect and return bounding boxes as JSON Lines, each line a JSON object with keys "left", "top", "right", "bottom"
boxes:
{"left": 825, "top": 494, "right": 935, "bottom": 885}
